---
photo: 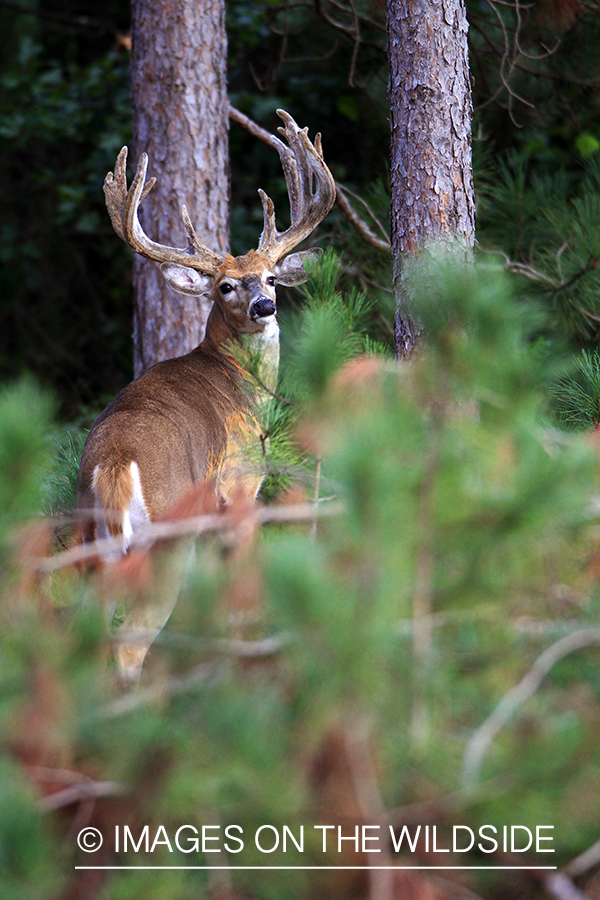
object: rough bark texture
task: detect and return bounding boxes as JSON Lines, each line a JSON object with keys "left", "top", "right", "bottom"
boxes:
{"left": 387, "top": 0, "right": 475, "bottom": 359}
{"left": 131, "top": 0, "right": 229, "bottom": 376}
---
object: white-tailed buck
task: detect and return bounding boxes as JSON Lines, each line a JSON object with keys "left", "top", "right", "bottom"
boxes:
{"left": 77, "top": 110, "right": 335, "bottom": 680}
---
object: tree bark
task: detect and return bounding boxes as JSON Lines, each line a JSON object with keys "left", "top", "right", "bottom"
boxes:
{"left": 131, "top": 0, "right": 230, "bottom": 376}
{"left": 387, "top": 0, "right": 475, "bottom": 359}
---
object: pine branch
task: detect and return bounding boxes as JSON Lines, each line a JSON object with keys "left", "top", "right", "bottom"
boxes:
{"left": 483, "top": 249, "right": 600, "bottom": 324}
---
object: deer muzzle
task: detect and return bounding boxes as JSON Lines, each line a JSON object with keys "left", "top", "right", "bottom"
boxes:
{"left": 250, "top": 297, "right": 277, "bottom": 320}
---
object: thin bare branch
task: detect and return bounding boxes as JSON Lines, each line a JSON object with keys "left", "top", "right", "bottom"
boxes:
{"left": 335, "top": 187, "right": 391, "bottom": 252}
{"left": 324, "top": 0, "right": 386, "bottom": 32}
{"left": 37, "top": 777, "right": 126, "bottom": 812}
{"left": 462, "top": 628, "right": 600, "bottom": 789}
{"left": 471, "top": 0, "right": 555, "bottom": 123}
{"left": 505, "top": 259, "right": 559, "bottom": 287}
{"left": 564, "top": 835, "right": 600, "bottom": 878}
{"left": 31, "top": 501, "right": 345, "bottom": 574}
{"left": 555, "top": 255, "right": 599, "bottom": 295}
{"left": 336, "top": 181, "right": 390, "bottom": 243}
{"left": 544, "top": 872, "right": 591, "bottom": 900}
{"left": 111, "top": 628, "right": 293, "bottom": 658}
{"left": 383, "top": 775, "right": 509, "bottom": 827}
{"left": 480, "top": 248, "right": 600, "bottom": 317}
{"left": 344, "top": 714, "right": 394, "bottom": 900}
{"left": 229, "top": 105, "right": 273, "bottom": 144}
{"left": 315, "top": 0, "right": 359, "bottom": 38}
{"left": 98, "top": 661, "right": 225, "bottom": 719}
{"left": 0, "top": 0, "right": 116, "bottom": 35}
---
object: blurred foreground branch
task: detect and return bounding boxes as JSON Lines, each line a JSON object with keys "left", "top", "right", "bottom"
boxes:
{"left": 31, "top": 766, "right": 126, "bottom": 813}
{"left": 32, "top": 500, "right": 344, "bottom": 574}
{"left": 462, "top": 627, "right": 600, "bottom": 788}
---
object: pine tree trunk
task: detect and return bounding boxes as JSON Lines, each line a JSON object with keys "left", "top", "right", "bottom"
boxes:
{"left": 131, "top": 0, "right": 230, "bottom": 376}
{"left": 387, "top": 0, "right": 475, "bottom": 359}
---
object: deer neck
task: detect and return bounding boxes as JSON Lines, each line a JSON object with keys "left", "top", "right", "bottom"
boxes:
{"left": 247, "top": 314, "right": 280, "bottom": 398}
{"left": 200, "top": 301, "right": 280, "bottom": 396}
{"left": 200, "top": 300, "right": 238, "bottom": 358}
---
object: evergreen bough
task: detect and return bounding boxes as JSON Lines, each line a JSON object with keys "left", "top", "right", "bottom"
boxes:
{"left": 1, "top": 254, "right": 600, "bottom": 899}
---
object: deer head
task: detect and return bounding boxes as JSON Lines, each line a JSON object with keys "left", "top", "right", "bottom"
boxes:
{"left": 103, "top": 109, "right": 336, "bottom": 343}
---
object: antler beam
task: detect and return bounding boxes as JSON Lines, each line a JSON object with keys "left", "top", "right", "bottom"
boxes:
{"left": 103, "top": 147, "right": 224, "bottom": 274}
{"left": 103, "top": 109, "right": 335, "bottom": 274}
{"left": 257, "top": 109, "right": 336, "bottom": 264}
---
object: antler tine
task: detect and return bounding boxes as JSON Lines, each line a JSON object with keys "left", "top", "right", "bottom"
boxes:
{"left": 103, "top": 146, "right": 130, "bottom": 241}
{"left": 257, "top": 110, "right": 336, "bottom": 264}
{"left": 258, "top": 190, "right": 277, "bottom": 248}
{"left": 103, "top": 147, "right": 224, "bottom": 274}
{"left": 276, "top": 113, "right": 314, "bottom": 223}
{"left": 181, "top": 204, "right": 222, "bottom": 265}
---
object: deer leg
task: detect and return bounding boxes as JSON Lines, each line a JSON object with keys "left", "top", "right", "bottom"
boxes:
{"left": 92, "top": 459, "right": 194, "bottom": 682}
{"left": 115, "top": 536, "right": 196, "bottom": 683}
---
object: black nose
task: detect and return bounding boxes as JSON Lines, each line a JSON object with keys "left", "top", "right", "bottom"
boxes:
{"left": 251, "top": 297, "right": 276, "bottom": 319}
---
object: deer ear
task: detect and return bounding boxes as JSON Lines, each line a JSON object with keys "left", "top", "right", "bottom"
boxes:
{"left": 160, "top": 263, "right": 212, "bottom": 296}
{"left": 274, "top": 248, "right": 322, "bottom": 286}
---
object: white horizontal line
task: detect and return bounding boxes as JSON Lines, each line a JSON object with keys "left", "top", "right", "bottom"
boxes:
{"left": 74, "top": 866, "right": 558, "bottom": 871}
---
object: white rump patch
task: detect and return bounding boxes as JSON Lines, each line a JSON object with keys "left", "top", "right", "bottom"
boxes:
{"left": 122, "top": 461, "right": 150, "bottom": 550}
{"left": 92, "top": 460, "right": 150, "bottom": 560}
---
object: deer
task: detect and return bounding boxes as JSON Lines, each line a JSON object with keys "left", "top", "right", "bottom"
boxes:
{"left": 76, "top": 109, "right": 336, "bottom": 681}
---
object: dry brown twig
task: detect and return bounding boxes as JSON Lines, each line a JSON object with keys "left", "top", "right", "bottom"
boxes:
{"left": 30, "top": 766, "right": 126, "bottom": 813}
{"left": 462, "top": 627, "right": 600, "bottom": 788}
{"left": 564, "top": 835, "right": 600, "bottom": 878}
{"left": 471, "top": 0, "right": 561, "bottom": 124}
{"left": 543, "top": 872, "right": 590, "bottom": 900}
{"left": 30, "top": 500, "right": 345, "bottom": 574}
{"left": 343, "top": 713, "right": 394, "bottom": 900}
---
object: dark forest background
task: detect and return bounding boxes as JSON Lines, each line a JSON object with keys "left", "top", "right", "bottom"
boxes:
{"left": 3, "top": 0, "right": 600, "bottom": 418}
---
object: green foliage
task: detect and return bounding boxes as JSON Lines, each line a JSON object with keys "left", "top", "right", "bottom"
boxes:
{"left": 552, "top": 348, "right": 600, "bottom": 430}
{"left": 2, "top": 257, "right": 600, "bottom": 899}
{"left": 42, "top": 425, "right": 87, "bottom": 515}
{"left": 477, "top": 154, "right": 600, "bottom": 350}
{"left": 3, "top": 1, "right": 600, "bottom": 896}
{"left": 258, "top": 251, "right": 385, "bottom": 500}
{"left": 4, "top": 0, "right": 600, "bottom": 419}
{"left": 284, "top": 250, "right": 369, "bottom": 400}
{"left": 0, "top": 760, "right": 60, "bottom": 900}
{"left": 0, "top": 379, "right": 54, "bottom": 546}
{"left": 0, "top": 23, "right": 133, "bottom": 415}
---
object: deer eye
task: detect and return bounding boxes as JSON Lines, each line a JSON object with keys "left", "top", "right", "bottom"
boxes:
{"left": 219, "top": 283, "right": 234, "bottom": 295}
{"left": 266, "top": 276, "right": 276, "bottom": 286}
